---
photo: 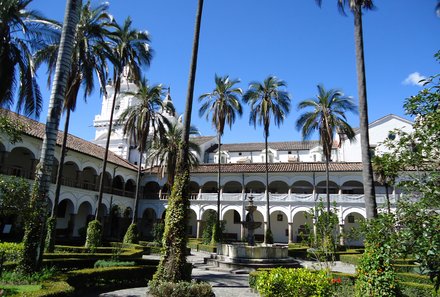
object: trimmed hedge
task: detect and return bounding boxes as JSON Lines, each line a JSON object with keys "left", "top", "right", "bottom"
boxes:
{"left": 397, "top": 273, "right": 432, "bottom": 285}
{"left": 249, "top": 269, "right": 437, "bottom": 297}
{"left": 148, "top": 280, "right": 214, "bottom": 297}
{"left": 400, "top": 282, "right": 438, "bottom": 297}
{"left": 66, "top": 265, "right": 156, "bottom": 290}
{"left": 17, "top": 279, "right": 74, "bottom": 297}
{"left": 339, "top": 254, "right": 362, "bottom": 265}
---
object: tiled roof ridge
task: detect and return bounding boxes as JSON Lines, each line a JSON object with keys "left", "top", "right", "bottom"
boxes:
{"left": 1, "top": 109, "right": 137, "bottom": 170}
{"left": 146, "top": 161, "right": 364, "bottom": 174}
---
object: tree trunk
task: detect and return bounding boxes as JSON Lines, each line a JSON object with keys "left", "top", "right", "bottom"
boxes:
{"left": 325, "top": 156, "right": 330, "bottom": 214}
{"left": 154, "top": 0, "right": 204, "bottom": 283}
{"left": 216, "top": 132, "right": 221, "bottom": 242}
{"left": 46, "top": 108, "right": 71, "bottom": 253}
{"left": 96, "top": 76, "right": 120, "bottom": 221}
{"left": 20, "top": 0, "right": 82, "bottom": 273}
{"left": 264, "top": 134, "right": 271, "bottom": 243}
{"left": 132, "top": 141, "right": 146, "bottom": 224}
{"left": 385, "top": 183, "right": 391, "bottom": 214}
{"left": 353, "top": 6, "right": 377, "bottom": 219}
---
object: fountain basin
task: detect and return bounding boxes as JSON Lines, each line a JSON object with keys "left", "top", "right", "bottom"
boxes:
{"left": 218, "top": 243, "right": 288, "bottom": 260}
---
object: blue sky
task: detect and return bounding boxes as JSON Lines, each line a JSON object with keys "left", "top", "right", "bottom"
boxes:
{"left": 29, "top": 0, "right": 440, "bottom": 144}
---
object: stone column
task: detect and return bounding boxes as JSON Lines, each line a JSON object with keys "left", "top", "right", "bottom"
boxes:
{"left": 69, "top": 213, "right": 76, "bottom": 237}
{"left": 196, "top": 220, "right": 202, "bottom": 238}
{"left": 288, "top": 222, "right": 293, "bottom": 244}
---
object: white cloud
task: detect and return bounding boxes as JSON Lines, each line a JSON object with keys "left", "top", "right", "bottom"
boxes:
{"left": 402, "top": 72, "right": 426, "bottom": 86}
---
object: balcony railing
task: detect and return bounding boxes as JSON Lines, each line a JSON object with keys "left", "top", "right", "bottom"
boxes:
{"left": 152, "top": 191, "right": 400, "bottom": 205}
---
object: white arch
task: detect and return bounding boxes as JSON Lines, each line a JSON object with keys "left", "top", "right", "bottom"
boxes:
{"left": 342, "top": 207, "right": 366, "bottom": 223}
{"left": 221, "top": 205, "right": 243, "bottom": 221}
{"left": 9, "top": 143, "right": 39, "bottom": 159}
{"left": 63, "top": 155, "right": 82, "bottom": 168}
{"left": 80, "top": 162, "right": 99, "bottom": 173}
{"left": 292, "top": 206, "right": 313, "bottom": 220}
{"left": 269, "top": 206, "right": 290, "bottom": 222}
{"left": 76, "top": 195, "right": 96, "bottom": 214}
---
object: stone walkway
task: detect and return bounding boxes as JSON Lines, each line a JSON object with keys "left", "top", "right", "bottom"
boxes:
{"left": 100, "top": 250, "right": 356, "bottom": 297}
{"left": 100, "top": 251, "right": 258, "bottom": 297}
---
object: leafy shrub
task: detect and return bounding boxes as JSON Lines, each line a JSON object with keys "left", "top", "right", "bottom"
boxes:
{"left": 148, "top": 280, "right": 214, "bottom": 297}
{"left": 0, "top": 242, "right": 23, "bottom": 262}
{"left": 0, "top": 267, "right": 55, "bottom": 285}
{"left": 153, "top": 222, "right": 165, "bottom": 245}
{"left": 355, "top": 215, "right": 401, "bottom": 297}
{"left": 123, "top": 223, "right": 139, "bottom": 244}
{"left": 85, "top": 220, "right": 102, "bottom": 251}
{"left": 256, "top": 267, "right": 333, "bottom": 297}
{"left": 94, "top": 260, "right": 135, "bottom": 268}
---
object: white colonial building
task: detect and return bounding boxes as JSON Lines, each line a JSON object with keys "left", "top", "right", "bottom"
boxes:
{"left": 0, "top": 79, "right": 413, "bottom": 245}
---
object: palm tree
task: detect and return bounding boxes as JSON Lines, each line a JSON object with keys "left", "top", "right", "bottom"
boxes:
{"left": 315, "top": 0, "right": 377, "bottom": 219}
{"left": 148, "top": 122, "right": 200, "bottom": 191}
{"left": 296, "top": 84, "right": 357, "bottom": 213}
{"left": 19, "top": 0, "right": 82, "bottom": 273}
{"left": 119, "top": 79, "right": 168, "bottom": 228}
{"left": 35, "top": 1, "right": 112, "bottom": 253}
{"left": 0, "top": 0, "right": 59, "bottom": 118}
{"left": 154, "top": 0, "right": 204, "bottom": 283}
{"left": 243, "top": 76, "right": 291, "bottom": 244}
{"left": 199, "top": 74, "right": 243, "bottom": 243}
{"left": 95, "top": 17, "right": 152, "bottom": 223}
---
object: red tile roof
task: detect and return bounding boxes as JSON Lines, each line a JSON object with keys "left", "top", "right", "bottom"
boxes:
{"left": 1, "top": 109, "right": 137, "bottom": 170}
{"left": 147, "top": 162, "right": 363, "bottom": 174}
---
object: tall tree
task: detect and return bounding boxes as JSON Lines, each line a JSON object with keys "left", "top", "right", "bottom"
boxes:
{"left": 199, "top": 74, "right": 242, "bottom": 242}
{"left": 148, "top": 122, "right": 200, "bottom": 190}
{"left": 119, "top": 79, "right": 168, "bottom": 228}
{"left": 0, "top": 0, "right": 59, "bottom": 118}
{"left": 315, "top": 0, "right": 377, "bottom": 218}
{"left": 19, "top": 0, "right": 82, "bottom": 273}
{"left": 296, "top": 84, "right": 357, "bottom": 213}
{"left": 243, "top": 76, "right": 291, "bottom": 244}
{"left": 36, "top": 0, "right": 112, "bottom": 252}
{"left": 94, "top": 17, "right": 152, "bottom": 223}
{"left": 154, "top": 0, "right": 204, "bottom": 283}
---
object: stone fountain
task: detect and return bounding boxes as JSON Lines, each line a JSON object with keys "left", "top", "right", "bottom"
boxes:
{"left": 205, "top": 194, "right": 300, "bottom": 272}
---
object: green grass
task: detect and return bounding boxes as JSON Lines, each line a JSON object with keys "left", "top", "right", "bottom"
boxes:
{"left": 0, "top": 284, "right": 42, "bottom": 294}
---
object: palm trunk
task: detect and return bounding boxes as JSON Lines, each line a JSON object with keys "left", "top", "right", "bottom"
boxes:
{"left": 155, "top": 0, "right": 204, "bottom": 283}
{"left": 132, "top": 150, "right": 143, "bottom": 224}
{"left": 216, "top": 132, "right": 221, "bottom": 242}
{"left": 265, "top": 134, "right": 271, "bottom": 243}
{"left": 325, "top": 156, "right": 330, "bottom": 213}
{"left": 20, "top": 0, "right": 81, "bottom": 273}
{"left": 354, "top": 6, "right": 377, "bottom": 219}
{"left": 96, "top": 76, "right": 120, "bottom": 221}
{"left": 46, "top": 108, "right": 71, "bottom": 253}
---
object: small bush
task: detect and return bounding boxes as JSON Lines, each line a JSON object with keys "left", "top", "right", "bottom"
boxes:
{"left": 0, "top": 267, "right": 56, "bottom": 285}
{"left": 85, "top": 220, "right": 102, "bottom": 251}
{"left": 123, "top": 223, "right": 139, "bottom": 244}
{"left": 256, "top": 267, "right": 333, "bottom": 297}
{"left": 148, "top": 280, "right": 214, "bottom": 297}
{"left": 0, "top": 242, "right": 23, "bottom": 262}
{"left": 94, "top": 260, "right": 135, "bottom": 268}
